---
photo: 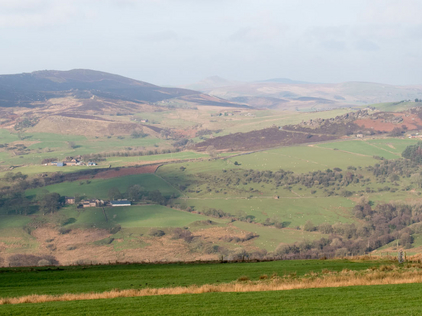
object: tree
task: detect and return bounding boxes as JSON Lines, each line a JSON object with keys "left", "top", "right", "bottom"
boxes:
{"left": 304, "top": 220, "right": 316, "bottom": 232}
{"left": 5, "top": 191, "right": 30, "bottom": 215}
{"left": 67, "top": 141, "right": 78, "bottom": 149}
{"left": 38, "top": 192, "right": 61, "bottom": 215}
{"left": 148, "top": 190, "right": 165, "bottom": 204}
{"left": 206, "top": 145, "right": 217, "bottom": 158}
{"left": 127, "top": 184, "right": 144, "bottom": 201}
{"left": 108, "top": 187, "right": 122, "bottom": 200}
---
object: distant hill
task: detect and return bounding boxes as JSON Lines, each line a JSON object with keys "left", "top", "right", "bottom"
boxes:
{"left": 206, "top": 80, "right": 422, "bottom": 110}
{"left": 258, "top": 78, "right": 316, "bottom": 84}
{"left": 181, "top": 76, "right": 242, "bottom": 92}
{"left": 0, "top": 69, "right": 202, "bottom": 108}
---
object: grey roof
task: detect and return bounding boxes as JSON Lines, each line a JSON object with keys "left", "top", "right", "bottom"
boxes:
{"left": 110, "top": 200, "right": 131, "bottom": 205}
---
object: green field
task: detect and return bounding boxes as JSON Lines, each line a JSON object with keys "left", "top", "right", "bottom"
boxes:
{"left": 0, "top": 259, "right": 385, "bottom": 298}
{"left": 2, "top": 283, "right": 420, "bottom": 315}
{"left": 26, "top": 174, "right": 179, "bottom": 200}
{"left": 0, "top": 260, "right": 418, "bottom": 315}
{"left": 183, "top": 197, "right": 355, "bottom": 227}
{"left": 369, "top": 101, "right": 420, "bottom": 112}
{"left": 226, "top": 145, "right": 378, "bottom": 172}
{"left": 317, "top": 138, "right": 419, "bottom": 160}
{"left": 68, "top": 205, "right": 212, "bottom": 229}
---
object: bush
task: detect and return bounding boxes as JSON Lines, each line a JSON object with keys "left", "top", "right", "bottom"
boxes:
{"left": 303, "top": 220, "right": 316, "bottom": 232}
{"left": 58, "top": 227, "right": 71, "bottom": 235}
{"left": 172, "top": 228, "right": 193, "bottom": 242}
{"left": 8, "top": 254, "right": 59, "bottom": 267}
{"left": 94, "top": 237, "right": 115, "bottom": 246}
{"left": 109, "top": 225, "right": 121, "bottom": 235}
{"left": 149, "top": 229, "right": 165, "bottom": 237}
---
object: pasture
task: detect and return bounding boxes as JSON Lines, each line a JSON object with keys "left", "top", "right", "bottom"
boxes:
{"left": 0, "top": 259, "right": 386, "bottom": 298}
{"left": 184, "top": 197, "right": 355, "bottom": 228}
{"left": 317, "top": 138, "right": 418, "bottom": 160}
{"left": 26, "top": 174, "right": 179, "bottom": 200}
{"left": 225, "top": 145, "right": 378, "bottom": 173}
{"left": 0, "top": 260, "right": 418, "bottom": 315}
{"left": 58, "top": 205, "right": 213, "bottom": 230}
{"left": 2, "top": 284, "right": 420, "bottom": 316}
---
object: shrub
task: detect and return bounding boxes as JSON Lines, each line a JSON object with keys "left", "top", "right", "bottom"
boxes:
{"left": 8, "top": 254, "right": 59, "bottom": 267}
{"left": 58, "top": 227, "right": 71, "bottom": 235}
{"left": 109, "top": 225, "right": 121, "bottom": 235}
{"left": 94, "top": 237, "right": 114, "bottom": 245}
{"left": 303, "top": 220, "right": 316, "bottom": 232}
{"left": 149, "top": 229, "right": 165, "bottom": 237}
{"left": 172, "top": 228, "right": 193, "bottom": 242}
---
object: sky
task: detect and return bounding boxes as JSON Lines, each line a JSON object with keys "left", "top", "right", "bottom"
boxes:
{"left": 1, "top": 0, "right": 422, "bottom": 86}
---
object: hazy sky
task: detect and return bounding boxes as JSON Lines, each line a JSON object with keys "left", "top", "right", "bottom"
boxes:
{"left": 1, "top": 0, "right": 422, "bottom": 85}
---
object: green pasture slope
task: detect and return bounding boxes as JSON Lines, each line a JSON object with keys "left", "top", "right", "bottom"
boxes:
{"left": 184, "top": 197, "right": 355, "bottom": 228}
{"left": 317, "top": 138, "right": 419, "bottom": 160}
{"left": 26, "top": 174, "right": 179, "bottom": 200}
{"left": 225, "top": 145, "right": 378, "bottom": 173}
{"left": 60, "top": 205, "right": 213, "bottom": 230}
{"left": 3, "top": 284, "right": 421, "bottom": 315}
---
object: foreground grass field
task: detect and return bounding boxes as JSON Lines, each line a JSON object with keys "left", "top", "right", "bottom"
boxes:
{"left": 0, "top": 260, "right": 384, "bottom": 298}
{"left": 2, "top": 283, "right": 421, "bottom": 315}
{"left": 0, "top": 260, "right": 421, "bottom": 315}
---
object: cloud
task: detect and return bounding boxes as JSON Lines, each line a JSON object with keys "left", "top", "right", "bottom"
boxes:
{"left": 228, "top": 24, "right": 286, "bottom": 43}
{"left": 355, "top": 39, "right": 380, "bottom": 51}
{"left": 143, "top": 30, "right": 178, "bottom": 42}
{"left": 321, "top": 40, "right": 346, "bottom": 51}
{"left": 362, "top": 0, "right": 422, "bottom": 25}
{"left": 0, "top": 1, "right": 90, "bottom": 27}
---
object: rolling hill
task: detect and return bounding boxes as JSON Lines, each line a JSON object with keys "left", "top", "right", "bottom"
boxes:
{"left": 184, "top": 77, "right": 422, "bottom": 110}
{"left": 0, "top": 69, "right": 243, "bottom": 110}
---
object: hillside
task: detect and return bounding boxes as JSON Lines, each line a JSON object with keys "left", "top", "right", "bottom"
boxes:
{"left": 0, "top": 69, "right": 200, "bottom": 108}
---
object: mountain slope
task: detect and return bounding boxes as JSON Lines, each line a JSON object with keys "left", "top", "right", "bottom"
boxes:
{"left": 0, "top": 69, "right": 199, "bottom": 108}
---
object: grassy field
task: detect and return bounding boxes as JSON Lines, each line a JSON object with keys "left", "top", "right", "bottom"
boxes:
{"left": 225, "top": 145, "right": 378, "bottom": 172}
{"left": 2, "top": 283, "right": 421, "bottom": 315}
{"left": 317, "top": 138, "right": 418, "bottom": 160}
{"left": 183, "top": 197, "right": 355, "bottom": 227}
{"left": 26, "top": 174, "right": 180, "bottom": 200}
{"left": 369, "top": 101, "right": 420, "bottom": 112}
{"left": 233, "top": 222, "right": 326, "bottom": 251}
{"left": 55, "top": 205, "right": 214, "bottom": 230}
{"left": 0, "top": 259, "right": 386, "bottom": 298}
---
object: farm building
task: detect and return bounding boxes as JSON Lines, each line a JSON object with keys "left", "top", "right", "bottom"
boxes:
{"left": 81, "top": 199, "right": 104, "bottom": 208}
{"left": 110, "top": 200, "right": 131, "bottom": 207}
{"left": 57, "top": 162, "right": 64, "bottom": 167}
{"left": 64, "top": 197, "right": 76, "bottom": 205}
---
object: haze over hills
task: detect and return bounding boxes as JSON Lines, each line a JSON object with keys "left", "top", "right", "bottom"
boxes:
{"left": 182, "top": 76, "right": 422, "bottom": 111}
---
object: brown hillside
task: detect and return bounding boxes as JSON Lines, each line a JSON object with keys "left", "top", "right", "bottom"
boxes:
{"left": 195, "top": 127, "right": 337, "bottom": 151}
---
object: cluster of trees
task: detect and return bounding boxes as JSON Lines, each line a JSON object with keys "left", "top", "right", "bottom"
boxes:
{"left": 7, "top": 254, "right": 59, "bottom": 267}
{"left": 14, "top": 117, "right": 38, "bottom": 131}
{"left": 80, "top": 147, "right": 181, "bottom": 162}
{"left": 402, "top": 141, "right": 422, "bottom": 163}
{"left": 276, "top": 199, "right": 422, "bottom": 259}
{"left": 198, "top": 167, "right": 369, "bottom": 197}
